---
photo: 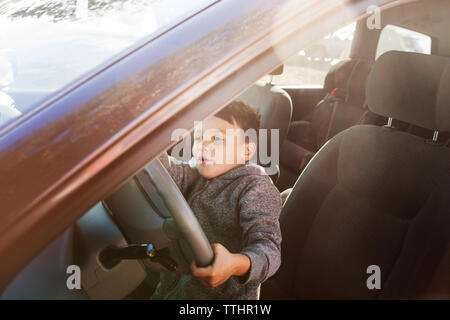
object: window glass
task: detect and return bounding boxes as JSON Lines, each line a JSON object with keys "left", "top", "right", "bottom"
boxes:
{"left": 269, "top": 22, "right": 356, "bottom": 87}
{"left": 376, "top": 24, "right": 431, "bottom": 59}
{"left": 0, "top": 0, "right": 213, "bottom": 129}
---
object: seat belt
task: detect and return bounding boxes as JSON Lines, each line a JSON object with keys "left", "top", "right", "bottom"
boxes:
{"left": 324, "top": 87, "right": 344, "bottom": 143}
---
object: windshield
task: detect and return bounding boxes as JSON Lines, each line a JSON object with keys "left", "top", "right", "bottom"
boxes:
{"left": 0, "top": 0, "right": 213, "bottom": 129}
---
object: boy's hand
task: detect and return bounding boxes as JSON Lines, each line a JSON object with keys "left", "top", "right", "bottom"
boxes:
{"left": 190, "top": 243, "right": 251, "bottom": 287}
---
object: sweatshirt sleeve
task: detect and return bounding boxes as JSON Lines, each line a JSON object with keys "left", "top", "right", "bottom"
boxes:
{"left": 238, "top": 176, "right": 282, "bottom": 285}
{"left": 157, "top": 152, "right": 200, "bottom": 196}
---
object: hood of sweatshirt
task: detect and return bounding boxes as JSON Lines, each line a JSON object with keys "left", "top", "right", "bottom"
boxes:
{"left": 213, "top": 163, "right": 268, "bottom": 180}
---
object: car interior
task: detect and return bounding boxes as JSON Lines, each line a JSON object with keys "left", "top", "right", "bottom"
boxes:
{"left": 2, "top": 0, "right": 450, "bottom": 299}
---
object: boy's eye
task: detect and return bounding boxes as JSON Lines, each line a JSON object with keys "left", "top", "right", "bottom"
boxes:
{"left": 212, "top": 135, "right": 223, "bottom": 142}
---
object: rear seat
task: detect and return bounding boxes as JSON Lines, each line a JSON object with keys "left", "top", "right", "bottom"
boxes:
{"left": 288, "top": 58, "right": 377, "bottom": 150}
{"left": 278, "top": 58, "right": 383, "bottom": 190}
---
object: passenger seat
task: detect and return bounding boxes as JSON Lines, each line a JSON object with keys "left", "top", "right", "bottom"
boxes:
{"left": 261, "top": 51, "right": 450, "bottom": 299}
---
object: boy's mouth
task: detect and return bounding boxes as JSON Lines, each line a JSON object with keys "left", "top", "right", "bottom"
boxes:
{"left": 197, "top": 156, "right": 210, "bottom": 166}
{"left": 202, "top": 157, "right": 213, "bottom": 165}
{"left": 195, "top": 151, "right": 214, "bottom": 166}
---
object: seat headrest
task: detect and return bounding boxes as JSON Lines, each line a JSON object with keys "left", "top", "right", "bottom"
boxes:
{"left": 367, "top": 51, "right": 450, "bottom": 132}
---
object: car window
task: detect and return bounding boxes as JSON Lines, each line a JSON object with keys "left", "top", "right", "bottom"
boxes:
{"left": 0, "top": 0, "right": 213, "bottom": 128}
{"left": 376, "top": 24, "right": 431, "bottom": 59}
{"left": 268, "top": 22, "right": 356, "bottom": 88}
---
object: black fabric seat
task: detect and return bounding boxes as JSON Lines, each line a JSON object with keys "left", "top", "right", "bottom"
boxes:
{"left": 278, "top": 58, "right": 385, "bottom": 190}
{"left": 288, "top": 58, "right": 376, "bottom": 151}
{"left": 261, "top": 51, "right": 450, "bottom": 299}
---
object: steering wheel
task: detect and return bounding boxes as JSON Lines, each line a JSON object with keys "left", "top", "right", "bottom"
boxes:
{"left": 103, "top": 158, "right": 214, "bottom": 274}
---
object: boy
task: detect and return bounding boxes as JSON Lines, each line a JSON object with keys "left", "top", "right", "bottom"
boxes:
{"left": 151, "top": 100, "right": 282, "bottom": 300}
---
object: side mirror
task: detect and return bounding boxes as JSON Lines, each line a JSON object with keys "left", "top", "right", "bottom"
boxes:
{"left": 0, "top": 49, "right": 17, "bottom": 88}
{"left": 0, "top": 91, "right": 21, "bottom": 127}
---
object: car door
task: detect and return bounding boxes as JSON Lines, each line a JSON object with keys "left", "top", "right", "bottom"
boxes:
{"left": 0, "top": 0, "right": 394, "bottom": 295}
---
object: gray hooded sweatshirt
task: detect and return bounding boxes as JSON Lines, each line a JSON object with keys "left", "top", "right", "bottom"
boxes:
{"left": 150, "top": 154, "right": 282, "bottom": 300}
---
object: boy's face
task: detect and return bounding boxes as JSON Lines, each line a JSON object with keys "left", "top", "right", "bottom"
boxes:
{"left": 192, "top": 116, "right": 256, "bottom": 179}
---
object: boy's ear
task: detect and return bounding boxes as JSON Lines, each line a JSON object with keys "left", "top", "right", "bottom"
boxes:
{"left": 244, "top": 141, "right": 257, "bottom": 162}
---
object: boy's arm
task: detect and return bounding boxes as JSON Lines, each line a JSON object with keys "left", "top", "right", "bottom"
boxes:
{"left": 238, "top": 177, "right": 282, "bottom": 285}
{"left": 157, "top": 152, "right": 200, "bottom": 196}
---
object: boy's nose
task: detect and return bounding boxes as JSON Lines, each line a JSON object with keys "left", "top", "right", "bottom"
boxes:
{"left": 201, "top": 141, "right": 214, "bottom": 156}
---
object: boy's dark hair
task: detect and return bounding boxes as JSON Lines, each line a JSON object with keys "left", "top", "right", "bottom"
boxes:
{"left": 215, "top": 100, "right": 261, "bottom": 133}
